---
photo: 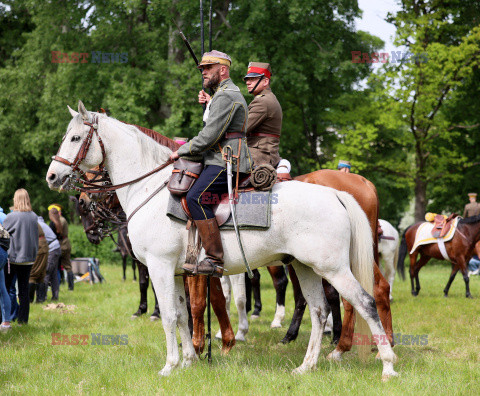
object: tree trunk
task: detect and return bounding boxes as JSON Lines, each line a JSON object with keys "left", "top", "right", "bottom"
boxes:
{"left": 414, "top": 175, "right": 427, "bottom": 223}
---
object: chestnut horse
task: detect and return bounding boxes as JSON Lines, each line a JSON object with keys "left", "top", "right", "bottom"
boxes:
{"left": 397, "top": 215, "right": 480, "bottom": 298}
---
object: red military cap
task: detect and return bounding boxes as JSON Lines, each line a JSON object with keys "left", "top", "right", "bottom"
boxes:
{"left": 244, "top": 62, "right": 272, "bottom": 80}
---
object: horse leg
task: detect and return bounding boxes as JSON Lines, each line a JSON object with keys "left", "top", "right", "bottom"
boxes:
{"left": 148, "top": 261, "right": 188, "bottom": 376}
{"left": 231, "top": 273, "right": 249, "bottom": 341}
{"left": 409, "top": 252, "right": 418, "bottom": 295}
{"left": 215, "top": 275, "right": 232, "bottom": 339}
{"left": 182, "top": 275, "right": 193, "bottom": 336}
{"left": 382, "top": 249, "right": 396, "bottom": 301}
{"left": 459, "top": 261, "right": 473, "bottom": 299}
{"left": 322, "top": 279, "right": 342, "bottom": 345}
{"left": 210, "top": 277, "right": 236, "bottom": 354}
{"left": 187, "top": 275, "right": 207, "bottom": 355}
{"left": 268, "top": 264, "right": 288, "bottom": 328}
{"left": 412, "top": 255, "right": 430, "bottom": 296}
{"left": 132, "top": 257, "right": 137, "bottom": 282}
{"left": 443, "top": 265, "right": 459, "bottom": 297}
{"left": 173, "top": 275, "right": 197, "bottom": 369}
{"left": 372, "top": 264, "right": 393, "bottom": 346}
{"left": 325, "top": 269, "right": 398, "bottom": 379}
{"left": 131, "top": 262, "right": 148, "bottom": 318}
{"left": 122, "top": 254, "right": 127, "bottom": 281}
{"left": 281, "top": 264, "right": 307, "bottom": 344}
{"left": 290, "top": 261, "right": 329, "bottom": 375}
{"left": 251, "top": 269, "right": 262, "bottom": 318}
{"left": 245, "top": 272, "right": 252, "bottom": 313}
{"left": 151, "top": 287, "right": 160, "bottom": 321}
{"left": 327, "top": 263, "right": 393, "bottom": 361}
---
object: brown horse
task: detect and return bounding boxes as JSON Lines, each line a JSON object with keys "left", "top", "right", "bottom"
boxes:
{"left": 397, "top": 215, "right": 480, "bottom": 298}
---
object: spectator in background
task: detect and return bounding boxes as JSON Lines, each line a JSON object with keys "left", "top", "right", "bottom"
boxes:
{"left": 1, "top": 217, "right": 11, "bottom": 331}
{"left": 337, "top": 160, "right": 351, "bottom": 173}
{"left": 3, "top": 189, "right": 38, "bottom": 325}
{"left": 28, "top": 222, "right": 48, "bottom": 303}
{"left": 37, "top": 216, "right": 61, "bottom": 302}
{"left": 0, "top": 206, "right": 6, "bottom": 224}
{"left": 48, "top": 204, "right": 74, "bottom": 291}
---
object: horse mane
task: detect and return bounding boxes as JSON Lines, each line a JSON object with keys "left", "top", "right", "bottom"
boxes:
{"left": 121, "top": 121, "right": 180, "bottom": 152}
{"left": 459, "top": 214, "right": 480, "bottom": 224}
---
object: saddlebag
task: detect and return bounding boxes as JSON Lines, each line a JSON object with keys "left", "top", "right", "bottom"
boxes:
{"left": 167, "top": 158, "right": 204, "bottom": 196}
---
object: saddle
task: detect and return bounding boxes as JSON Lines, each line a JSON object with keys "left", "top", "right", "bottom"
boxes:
{"left": 429, "top": 213, "right": 458, "bottom": 238}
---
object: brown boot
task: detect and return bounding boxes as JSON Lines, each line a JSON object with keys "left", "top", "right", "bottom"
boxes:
{"left": 183, "top": 218, "right": 224, "bottom": 277}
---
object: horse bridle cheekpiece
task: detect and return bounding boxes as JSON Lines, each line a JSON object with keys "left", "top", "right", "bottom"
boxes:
{"left": 53, "top": 114, "right": 106, "bottom": 176}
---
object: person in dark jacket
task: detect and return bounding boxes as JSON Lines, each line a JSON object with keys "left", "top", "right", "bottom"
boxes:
{"left": 3, "top": 189, "right": 38, "bottom": 325}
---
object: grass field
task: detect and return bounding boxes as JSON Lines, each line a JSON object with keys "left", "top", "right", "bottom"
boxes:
{"left": 1, "top": 261, "right": 479, "bottom": 395}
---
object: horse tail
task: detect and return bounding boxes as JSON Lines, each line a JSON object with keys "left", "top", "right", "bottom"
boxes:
{"left": 335, "top": 191, "right": 373, "bottom": 361}
{"left": 397, "top": 226, "right": 410, "bottom": 281}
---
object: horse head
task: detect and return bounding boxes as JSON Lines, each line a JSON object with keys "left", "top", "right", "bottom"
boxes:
{"left": 46, "top": 100, "right": 105, "bottom": 191}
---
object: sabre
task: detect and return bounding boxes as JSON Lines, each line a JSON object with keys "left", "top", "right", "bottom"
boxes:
{"left": 224, "top": 146, "right": 253, "bottom": 279}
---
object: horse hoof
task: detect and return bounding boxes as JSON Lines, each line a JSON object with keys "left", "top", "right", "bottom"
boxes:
{"left": 381, "top": 372, "right": 399, "bottom": 382}
{"left": 150, "top": 315, "right": 160, "bottom": 321}
{"left": 270, "top": 320, "right": 282, "bottom": 329}
{"left": 215, "top": 330, "right": 222, "bottom": 340}
{"left": 250, "top": 314, "right": 260, "bottom": 320}
{"left": 443, "top": 294, "right": 448, "bottom": 298}
{"left": 292, "top": 365, "right": 309, "bottom": 375}
{"left": 466, "top": 294, "right": 473, "bottom": 299}
{"left": 235, "top": 332, "right": 246, "bottom": 342}
{"left": 327, "top": 350, "right": 342, "bottom": 361}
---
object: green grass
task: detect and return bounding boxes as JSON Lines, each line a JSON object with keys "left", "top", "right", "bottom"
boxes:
{"left": 1, "top": 262, "right": 479, "bottom": 395}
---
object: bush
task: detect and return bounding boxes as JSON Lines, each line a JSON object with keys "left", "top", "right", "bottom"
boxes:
{"left": 69, "top": 224, "right": 122, "bottom": 265}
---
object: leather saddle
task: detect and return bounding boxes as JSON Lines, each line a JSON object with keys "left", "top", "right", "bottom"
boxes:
{"left": 431, "top": 213, "right": 458, "bottom": 238}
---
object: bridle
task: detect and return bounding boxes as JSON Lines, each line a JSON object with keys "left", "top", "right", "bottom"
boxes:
{"left": 52, "top": 114, "right": 106, "bottom": 177}
{"left": 51, "top": 114, "right": 174, "bottom": 195}
{"left": 52, "top": 113, "right": 174, "bottom": 222}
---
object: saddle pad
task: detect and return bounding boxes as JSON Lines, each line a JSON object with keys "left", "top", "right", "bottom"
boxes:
{"left": 166, "top": 190, "right": 273, "bottom": 230}
{"left": 410, "top": 217, "right": 460, "bottom": 254}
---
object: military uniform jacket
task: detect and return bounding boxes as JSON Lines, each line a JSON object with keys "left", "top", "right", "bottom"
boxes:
{"left": 177, "top": 78, "right": 253, "bottom": 174}
{"left": 246, "top": 87, "right": 282, "bottom": 167}
{"left": 463, "top": 202, "right": 480, "bottom": 218}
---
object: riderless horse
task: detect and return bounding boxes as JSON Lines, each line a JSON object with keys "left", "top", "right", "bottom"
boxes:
{"left": 378, "top": 219, "right": 400, "bottom": 301}
{"left": 46, "top": 102, "right": 397, "bottom": 379}
{"left": 398, "top": 214, "right": 480, "bottom": 298}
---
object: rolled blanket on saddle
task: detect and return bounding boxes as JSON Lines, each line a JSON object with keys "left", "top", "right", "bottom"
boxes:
{"left": 250, "top": 164, "right": 276, "bottom": 191}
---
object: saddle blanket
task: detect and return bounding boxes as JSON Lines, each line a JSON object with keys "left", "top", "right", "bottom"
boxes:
{"left": 410, "top": 217, "right": 460, "bottom": 254}
{"left": 166, "top": 190, "right": 274, "bottom": 230}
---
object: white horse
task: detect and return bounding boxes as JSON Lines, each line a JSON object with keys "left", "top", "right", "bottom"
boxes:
{"left": 378, "top": 219, "right": 399, "bottom": 301}
{"left": 46, "top": 102, "right": 397, "bottom": 379}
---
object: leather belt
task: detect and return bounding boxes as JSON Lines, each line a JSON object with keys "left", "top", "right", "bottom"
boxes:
{"left": 250, "top": 132, "right": 280, "bottom": 139}
{"left": 225, "top": 132, "right": 245, "bottom": 139}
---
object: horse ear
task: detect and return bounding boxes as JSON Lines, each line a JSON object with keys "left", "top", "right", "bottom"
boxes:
{"left": 78, "top": 100, "right": 89, "bottom": 121}
{"left": 68, "top": 105, "right": 79, "bottom": 118}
